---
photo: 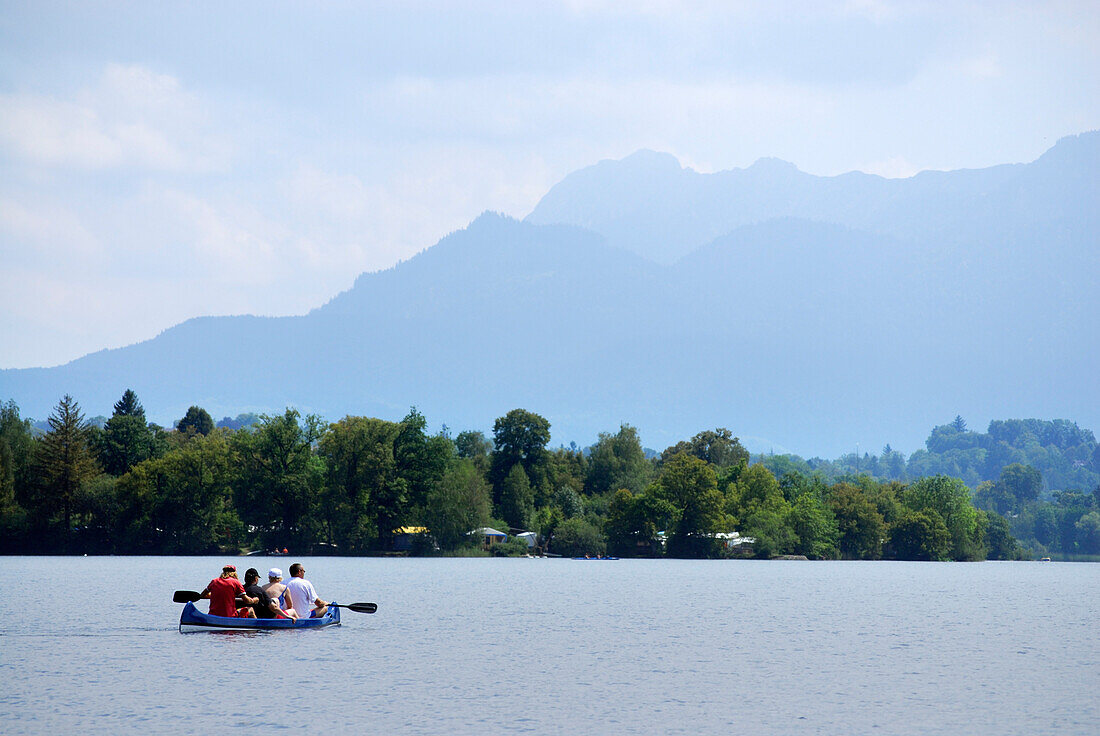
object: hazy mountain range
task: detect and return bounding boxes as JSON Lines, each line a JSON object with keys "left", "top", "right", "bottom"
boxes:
{"left": 2, "top": 132, "right": 1097, "bottom": 457}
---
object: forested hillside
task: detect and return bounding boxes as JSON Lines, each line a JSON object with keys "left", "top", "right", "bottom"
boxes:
{"left": 757, "top": 417, "right": 1098, "bottom": 494}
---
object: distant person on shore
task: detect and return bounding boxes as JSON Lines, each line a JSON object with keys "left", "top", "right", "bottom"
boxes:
{"left": 261, "top": 567, "right": 298, "bottom": 620}
{"left": 284, "top": 563, "right": 328, "bottom": 618}
{"left": 200, "top": 564, "right": 258, "bottom": 618}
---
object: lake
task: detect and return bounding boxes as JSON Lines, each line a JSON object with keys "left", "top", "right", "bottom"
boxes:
{"left": 2, "top": 556, "right": 1097, "bottom": 735}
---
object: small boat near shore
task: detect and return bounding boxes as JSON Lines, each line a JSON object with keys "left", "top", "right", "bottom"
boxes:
{"left": 178, "top": 601, "right": 340, "bottom": 633}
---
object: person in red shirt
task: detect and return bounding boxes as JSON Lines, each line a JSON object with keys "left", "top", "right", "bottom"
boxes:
{"left": 200, "top": 564, "right": 258, "bottom": 618}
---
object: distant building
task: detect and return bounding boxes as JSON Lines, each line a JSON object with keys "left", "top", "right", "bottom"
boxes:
{"left": 468, "top": 527, "right": 508, "bottom": 547}
{"left": 393, "top": 526, "right": 430, "bottom": 552}
{"left": 714, "top": 531, "right": 755, "bottom": 555}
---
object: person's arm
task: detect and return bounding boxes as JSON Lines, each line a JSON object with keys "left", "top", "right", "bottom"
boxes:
{"left": 280, "top": 587, "right": 299, "bottom": 619}
{"left": 272, "top": 597, "right": 297, "bottom": 619}
{"left": 200, "top": 585, "right": 212, "bottom": 599}
{"left": 234, "top": 581, "right": 257, "bottom": 606}
{"left": 308, "top": 581, "right": 326, "bottom": 609}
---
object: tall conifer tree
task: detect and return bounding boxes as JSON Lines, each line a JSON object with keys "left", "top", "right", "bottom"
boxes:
{"left": 32, "top": 395, "right": 99, "bottom": 549}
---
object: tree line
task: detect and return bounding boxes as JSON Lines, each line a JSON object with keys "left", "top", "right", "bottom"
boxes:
{"left": 1, "top": 392, "right": 1085, "bottom": 560}
{"left": 755, "top": 416, "right": 1100, "bottom": 558}
{"left": 760, "top": 415, "right": 1099, "bottom": 495}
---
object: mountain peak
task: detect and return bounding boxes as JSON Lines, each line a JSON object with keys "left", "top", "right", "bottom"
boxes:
{"left": 465, "top": 210, "right": 519, "bottom": 232}
{"left": 616, "top": 149, "right": 684, "bottom": 172}
{"left": 745, "top": 156, "right": 801, "bottom": 176}
{"left": 1034, "top": 129, "right": 1100, "bottom": 167}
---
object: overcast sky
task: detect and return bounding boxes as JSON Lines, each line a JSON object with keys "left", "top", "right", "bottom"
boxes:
{"left": 1, "top": 1, "right": 1098, "bottom": 369}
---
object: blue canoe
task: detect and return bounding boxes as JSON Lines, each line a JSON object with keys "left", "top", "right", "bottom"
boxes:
{"left": 178, "top": 601, "right": 340, "bottom": 633}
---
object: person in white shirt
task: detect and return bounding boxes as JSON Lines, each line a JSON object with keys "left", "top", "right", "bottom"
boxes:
{"left": 283, "top": 562, "right": 328, "bottom": 618}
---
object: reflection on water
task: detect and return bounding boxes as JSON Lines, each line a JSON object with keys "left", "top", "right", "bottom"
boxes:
{"left": 2, "top": 556, "right": 1098, "bottom": 735}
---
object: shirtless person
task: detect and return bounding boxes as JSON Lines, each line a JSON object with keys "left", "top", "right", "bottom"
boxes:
{"left": 283, "top": 563, "right": 328, "bottom": 618}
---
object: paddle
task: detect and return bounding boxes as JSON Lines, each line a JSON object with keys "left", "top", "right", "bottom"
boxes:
{"left": 330, "top": 602, "right": 377, "bottom": 614}
{"left": 172, "top": 590, "right": 376, "bottom": 613}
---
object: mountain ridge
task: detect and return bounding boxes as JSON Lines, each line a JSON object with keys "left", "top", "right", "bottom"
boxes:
{"left": 2, "top": 133, "right": 1097, "bottom": 457}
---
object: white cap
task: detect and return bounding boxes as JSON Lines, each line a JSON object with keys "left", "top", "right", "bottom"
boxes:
{"left": 267, "top": 567, "right": 283, "bottom": 579}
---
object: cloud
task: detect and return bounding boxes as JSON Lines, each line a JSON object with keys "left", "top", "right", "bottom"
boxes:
{"left": 361, "top": 73, "right": 832, "bottom": 153}
{"left": 0, "top": 197, "right": 101, "bottom": 262}
{"left": 0, "top": 64, "right": 229, "bottom": 172}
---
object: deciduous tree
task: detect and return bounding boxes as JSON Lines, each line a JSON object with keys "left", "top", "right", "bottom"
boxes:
{"left": 586, "top": 424, "right": 651, "bottom": 495}
{"left": 653, "top": 454, "right": 726, "bottom": 557}
{"left": 490, "top": 409, "right": 550, "bottom": 503}
{"left": 233, "top": 409, "right": 326, "bottom": 554}
{"left": 424, "top": 459, "right": 492, "bottom": 551}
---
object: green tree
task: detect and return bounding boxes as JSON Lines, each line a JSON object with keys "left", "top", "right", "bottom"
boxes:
{"left": 394, "top": 408, "right": 451, "bottom": 513}
{"left": 233, "top": 409, "right": 326, "bottom": 554}
{"left": 546, "top": 445, "right": 587, "bottom": 506}
{"left": 552, "top": 484, "right": 584, "bottom": 518}
{"left": 455, "top": 430, "right": 491, "bottom": 460}
{"left": 998, "top": 463, "right": 1043, "bottom": 508}
{"left": 973, "top": 480, "right": 1013, "bottom": 516}
{"left": 489, "top": 409, "right": 551, "bottom": 503}
{"left": 100, "top": 390, "right": 157, "bottom": 475}
{"left": 982, "top": 511, "right": 1023, "bottom": 560}
{"left": 1075, "top": 511, "right": 1100, "bottom": 555}
{"left": 318, "top": 416, "right": 403, "bottom": 553}
{"left": 74, "top": 473, "right": 119, "bottom": 553}
{"left": 889, "top": 510, "right": 951, "bottom": 561}
{"left": 828, "top": 482, "right": 886, "bottom": 559}
{"left": 660, "top": 427, "right": 749, "bottom": 468}
{"left": 1032, "top": 505, "right": 1059, "bottom": 549}
{"left": 880, "top": 443, "right": 907, "bottom": 479}
{"left": 732, "top": 463, "right": 783, "bottom": 512}
{"left": 604, "top": 489, "right": 678, "bottom": 557}
{"left": 177, "top": 406, "right": 215, "bottom": 436}
{"left": 742, "top": 496, "right": 796, "bottom": 558}
{"left": 653, "top": 454, "right": 726, "bottom": 557}
{"left": 424, "top": 458, "right": 492, "bottom": 551}
{"left": 0, "top": 400, "right": 34, "bottom": 552}
{"left": 500, "top": 463, "right": 534, "bottom": 530}
{"left": 902, "top": 475, "right": 985, "bottom": 560}
{"left": 29, "top": 395, "right": 100, "bottom": 550}
{"left": 731, "top": 463, "right": 795, "bottom": 557}
{"left": 115, "top": 430, "right": 239, "bottom": 553}
{"left": 551, "top": 517, "right": 606, "bottom": 557}
{"left": 585, "top": 424, "right": 651, "bottom": 495}
{"left": 113, "top": 389, "right": 143, "bottom": 418}
{"left": 789, "top": 492, "right": 839, "bottom": 559}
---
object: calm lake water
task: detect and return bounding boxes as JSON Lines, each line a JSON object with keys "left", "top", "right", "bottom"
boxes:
{"left": 2, "top": 556, "right": 1097, "bottom": 735}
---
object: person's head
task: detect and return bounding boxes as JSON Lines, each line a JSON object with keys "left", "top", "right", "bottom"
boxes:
{"left": 289, "top": 563, "right": 304, "bottom": 578}
{"left": 244, "top": 568, "right": 260, "bottom": 585}
{"left": 221, "top": 564, "right": 237, "bottom": 579}
{"left": 267, "top": 567, "right": 283, "bottom": 582}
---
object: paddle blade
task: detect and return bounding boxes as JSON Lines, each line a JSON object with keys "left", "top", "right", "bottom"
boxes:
{"left": 344, "top": 602, "right": 377, "bottom": 614}
{"left": 173, "top": 590, "right": 202, "bottom": 603}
